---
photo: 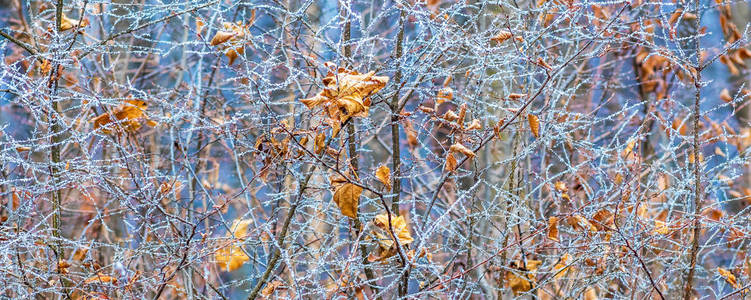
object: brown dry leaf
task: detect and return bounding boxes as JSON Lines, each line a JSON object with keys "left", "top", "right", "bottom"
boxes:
{"left": 449, "top": 143, "right": 475, "bottom": 158}
{"left": 373, "top": 213, "right": 414, "bottom": 246}
{"left": 653, "top": 220, "right": 670, "bottom": 235}
{"left": 445, "top": 153, "right": 458, "bottom": 172}
{"left": 84, "top": 273, "right": 117, "bottom": 285}
{"left": 508, "top": 93, "right": 527, "bottom": 99}
{"left": 506, "top": 260, "right": 542, "bottom": 295}
{"left": 210, "top": 18, "right": 255, "bottom": 65}
{"left": 718, "top": 267, "right": 741, "bottom": 289}
{"left": 537, "top": 58, "right": 552, "bottom": 70}
{"left": 491, "top": 30, "right": 513, "bottom": 43}
{"left": 553, "top": 253, "right": 571, "bottom": 279}
{"left": 721, "top": 88, "right": 733, "bottom": 102}
{"left": 436, "top": 87, "right": 454, "bottom": 104}
{"left": 376, "top": 165, "right": 392, "bottom": 191}
{"left": 465, "top": 119, "right": 482, "bottom": 130}
{"left": 60, "top": 13, "right": 89, "bottom": 31}
{"left": 591, "top": 209, "right": 614, "bottom": 231}
{"left": 441, "top": 110, "right": 460, "bottom": 122}
{"left": 229, "top": 219, "right": 253, "bottom": 239}
{"left": 547, "top": 217, "right": 559, "bottom": 241}
{"left": 215, "top": 245, "right": 250, "bottom": 272}
{"left": 300, "top": 65, "right": 388, "bottom": 134}
{"left": 622, "top": 139, "right": 637, "bottom": 159}
{"left": 91, "top": 99, "right": 148, "bottom": 134}
{"left": 404, "top": 120, "right": 419, "bottom": 147}
{"left": 195, "top": 18, "right": 205, "bottom": 33}
{"left": 528, "top": 114, "right": 540, "bottom": 138}
{"left": 507, "top": 271, "right": 532, "bottom": 295}
{"left": 15, "top": 146, "right": 31, "bottom": 152}
{"left": 314, "top": 132, "right": 326, "bottom": 154}
{"left": 567, "top": 215, "right": 596, "bottom": 233}
{"left": 554, "top": 181, "right": 568, "bottom": 193}
{"left": 333, "top": 183, "right": 362, "bottom": 219}
{"left": 211, "top": 31, "right": 236, "bottom": 46}
{"left": 261, "top": 280, "right": 283, "bottom": 297}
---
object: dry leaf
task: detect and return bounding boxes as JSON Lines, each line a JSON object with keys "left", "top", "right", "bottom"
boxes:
{"left": 492, "top": 30, "right": 513, "bottom": 43}
{"left": 84, "top": 273, "right": 117, "bottom": 285}
{"left": 230, "top": 219, "right": 253, "bottom": 239}
{"left": 300, "top": 65, "right": 388, "bottom": 134}
{"left": 441, "top": 110, "right": 460, "bottom": 122}
{"left": 373, "top": 213, "right": 414, "bottom": 246}
{"left": 720, "top": 88, "right": 733, "bottom": 102}
{"left": 215, "top": 245, "right": 250, "bottom": 272}
{"left": 376, "top": 165, "right": 392, "bottom": 191}
{"left": 528, "top": 114, "right": 540, "bottom": 138}
{"left": 449, "top": 143, "right": 475, "bottom": 158}
{"left": 718, "top": 267, "right": 741, "bottom": 289}
{"left": 445, "top": 153, "right": 458, "bottom": 172}
{"left": 507, "top": 271, "right": 532, "bottom": 295}
{"left": 210, "top": 20, "right": 254, "bottom": 65}
{"left": 567, "top": 215, "right": 596, "bottom": 233}
{"left": 436, "top": 87, "right": 454, "bottom": 104}
{"left": 261, "top": 280, "right": 283, "bottom": 297}
{"left": 506, "top": 260, "right": 541, "bottom": 295}
{"left": 465, "top": 119, "right": 482, "bottom": 130}
{"left": 333, "top": 183, "right": 362, "bottom": 219}
{"left": 60, "top": 13, "right": 89, "bottom": 31}
{"left": 547, "top": 216, "right": 559, "bottom": 241}
{"left": 553, "top": 253, "right": 571, "bottom": 279}
{"left": 653, "top": 219, "right": 670, "bottom": 235}
{"left": 91, "top": 99, "right": 148, "bottom": 134}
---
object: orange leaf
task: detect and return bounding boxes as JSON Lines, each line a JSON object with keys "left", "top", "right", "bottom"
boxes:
{"left": 528, "top": 114, "right": 540, "bottom": 138}
{"left": 547, "top": 216, "right": 559, "bottom": 241}
{"left": 376, "top": 165, "right": 392, "bottom": 191}
{"left": 449, "top": 143, "right": 475, "bottom": 158}
{"left": 333, "top": 183, "right": 362, "bottom": 219}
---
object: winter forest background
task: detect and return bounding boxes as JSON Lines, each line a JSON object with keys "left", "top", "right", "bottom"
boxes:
{"left": 3, "top": 0, "right": 751, "bottom": 299}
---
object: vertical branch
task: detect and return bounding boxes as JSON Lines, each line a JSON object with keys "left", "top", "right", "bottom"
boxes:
{"left": 683, "top": 2, "right": 703, "bottom": 298}
{"left": 391, "top": 9, "right": 408, "bottom": 297}
{"left": 340, "top": 4, "right": 380, "bottom": 295}
{"left": 390, "top": 10, "right": 404, "bottom": 215}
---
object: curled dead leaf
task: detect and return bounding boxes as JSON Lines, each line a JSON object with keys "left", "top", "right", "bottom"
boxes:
{"left": 376, "top": 165, "right": 392, "bottom": 191}
{"left": 91, "top": 99, "right": 149, "bottom": 134}
{"left": 547, "top": 216, "right": 559, "bottom": 241}
{"left": 445, "top": 153, "right": 458, "bottom": 172}
{"left": 333, "top": 183, "right": 362, "bottom": 219}
{"left": 449, "top": 143, "right": 475, "bottom": 158}
{"left": 528, "top": 114, "right": 540, "bottom": 138}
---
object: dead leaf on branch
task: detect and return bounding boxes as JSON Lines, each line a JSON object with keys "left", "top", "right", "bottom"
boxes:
{"left": 547, "top": 216, "right": 559, "bottom": 241}
{"left": 375, "top": 165, "right": 392, "bottom": 191}
{"left": 214, "top": 218, "right": 253, "bottom": 272}
{"left": 215, "top": 245, "right": 250, "bottom": 272}
{"left": 299, "top": 63, "right": 389, "bottom": 136}
{"left": 445, "top": 153, "right": 458, "bottom": 172}
{"left": 449, "top": 143, "right": 475, "bottom": 158}
{"left": 505, "top": 260, "right": 542, "bottom": 295}
{"left": 209, "top": 11, "right": 256, "bottom": 65}
{"left": 83, "top": 273, "right": 117, "bottom": 285}
{"left": 528, "top": 114, "right": 540, "bottom": 138}
{"left": 369, "top": 213, "right": 415, "bottom": 261}
{"left": 59, "top": 13, "right": 89, "bottom": 32}
{"left": 333, "top": 183, "right": 362, "bottom": 219}
{"left": 718, "top": 267, "right": 742, "bottom": 289}
{"left": 91, "top": 99, "right": 153, "bottom": 134}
